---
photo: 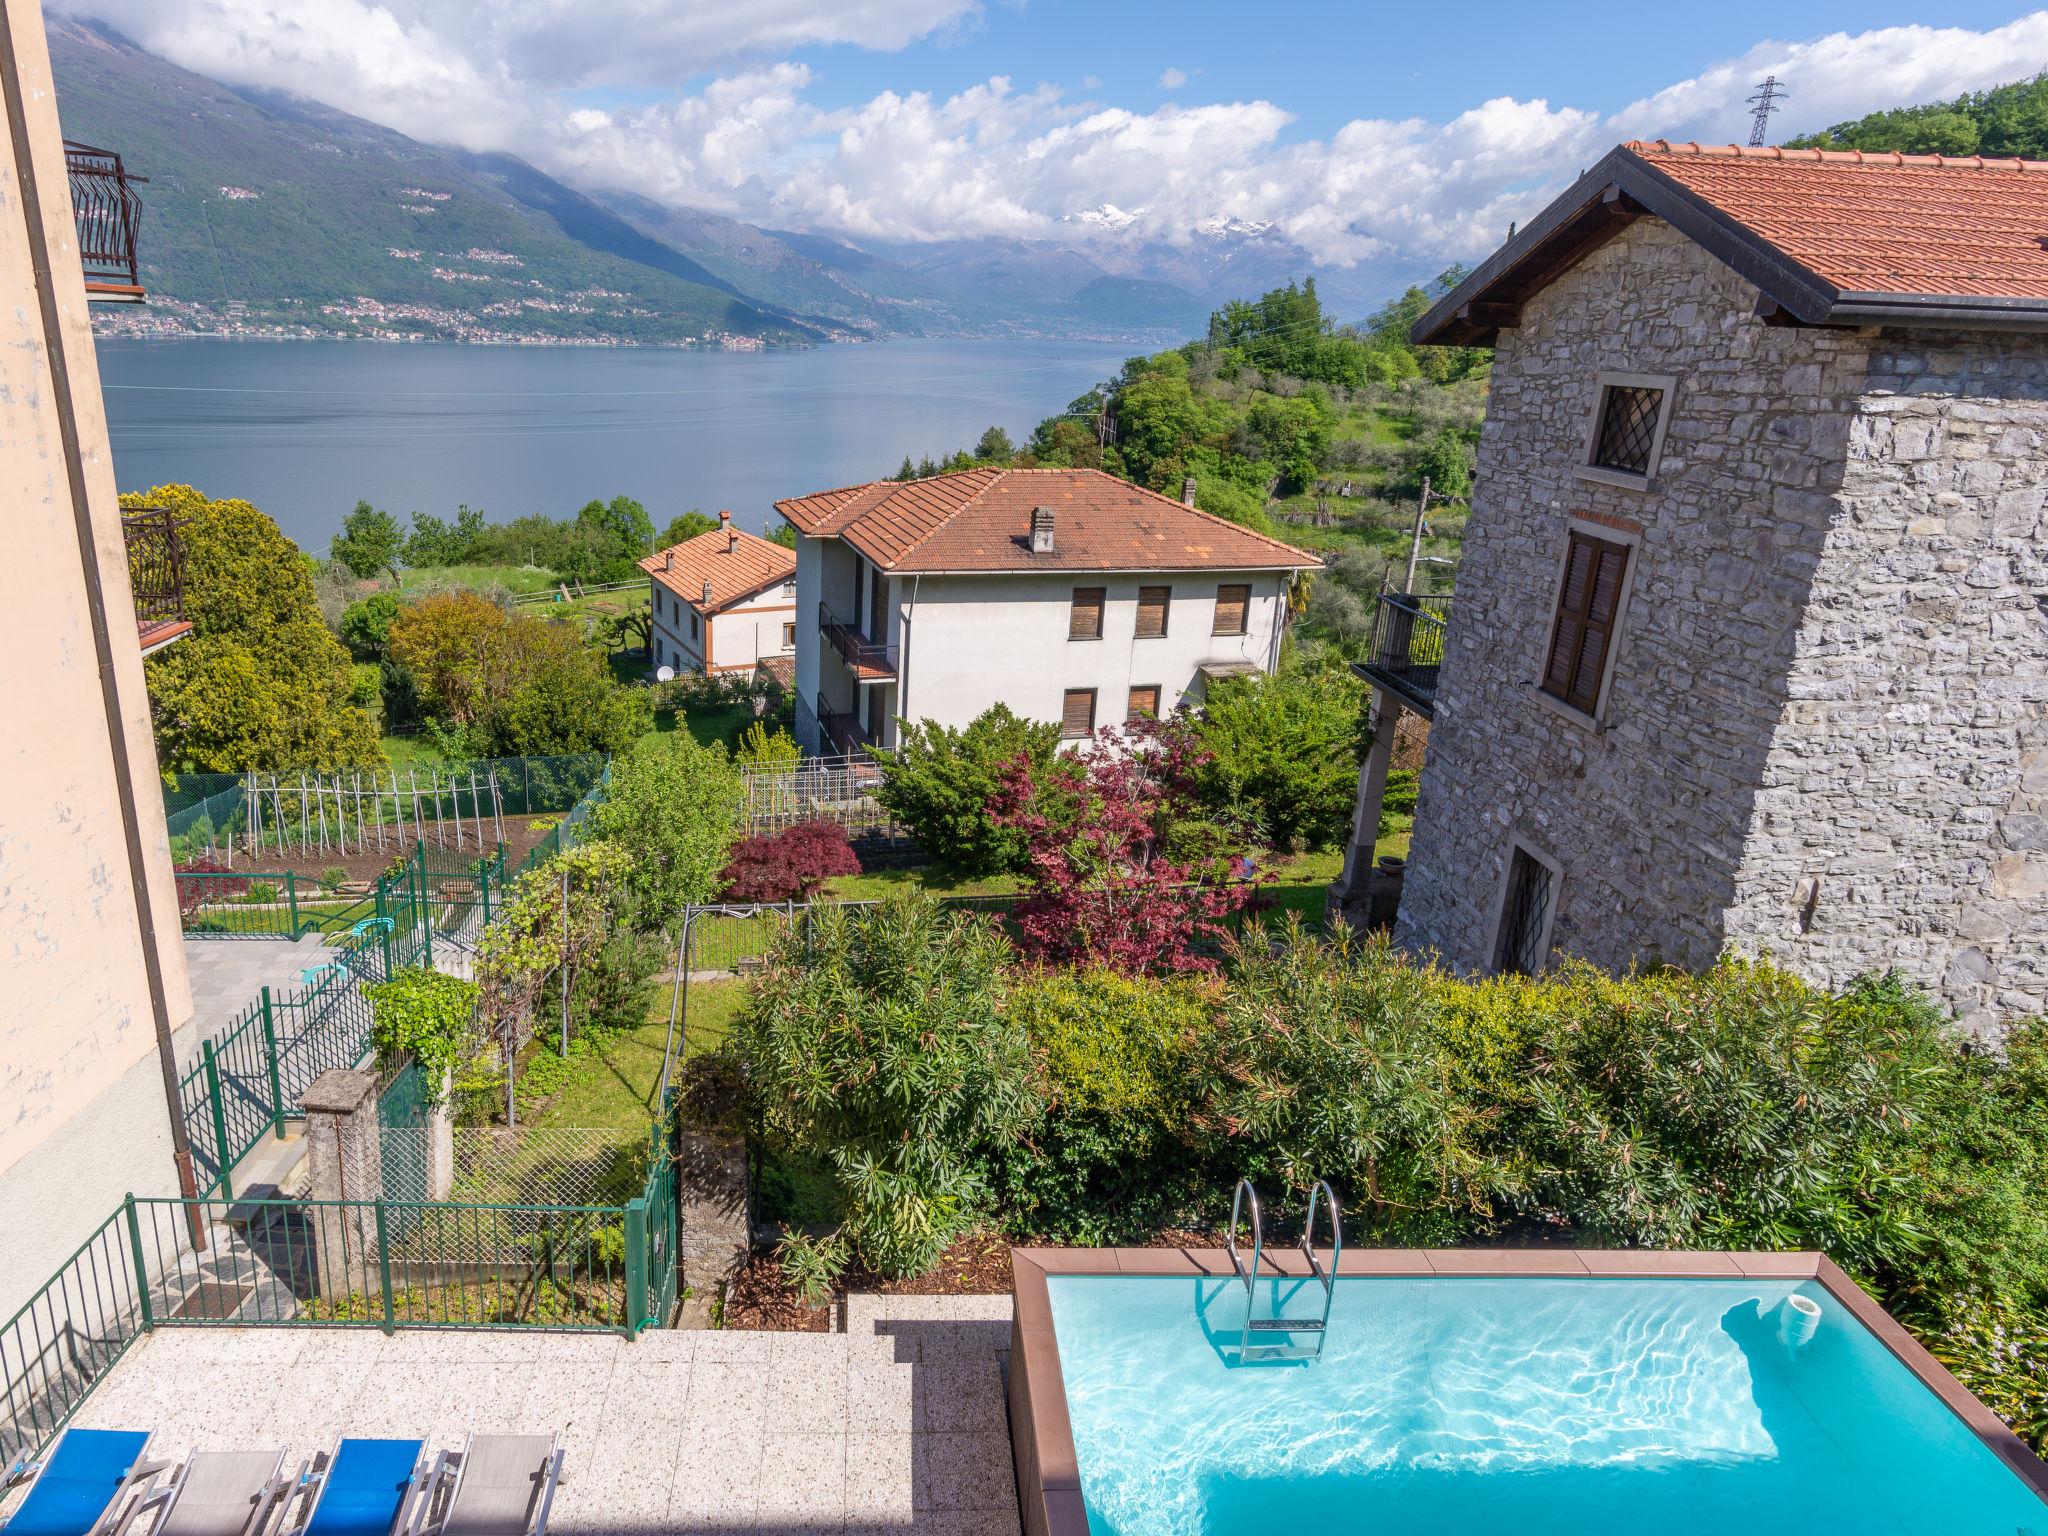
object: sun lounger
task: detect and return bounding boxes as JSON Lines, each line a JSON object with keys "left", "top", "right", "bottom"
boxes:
{"left": 1, "top": 1428, "right": 159, "bottom": 1536}
{"left": 129, "top": 1450, "right": 287, "bottom": 1536}
{"left": 406, "top": 1437, "right": 561, "bottom": 1536}
{"left": 288, "top": 1441, "right": 425, "bottom": 1536}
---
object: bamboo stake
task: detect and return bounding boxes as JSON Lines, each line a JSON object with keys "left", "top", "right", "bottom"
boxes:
{"left": 490, "top": 772, "right": 504, "bottom": 849}
{"left": 410, "top": 769, "right": 425, "bottom": 850}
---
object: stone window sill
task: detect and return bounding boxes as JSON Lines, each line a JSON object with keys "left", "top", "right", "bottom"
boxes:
{"left": 1572, "top": 465, "right": 1654, "bottom": 493}
{"left": 1528, "top": 684, "right": 1607, "bottom": 735}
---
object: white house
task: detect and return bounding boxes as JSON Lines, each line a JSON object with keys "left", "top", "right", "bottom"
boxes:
{"left": 775, "top": 467, "right": 1320, "bottom": 755}
{"left": 639, "top": 510, "right": 798, "bottom": 677}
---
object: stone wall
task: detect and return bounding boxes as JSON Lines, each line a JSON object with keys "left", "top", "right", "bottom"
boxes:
{"left": 1721, "top": 334, "right": 2048, "bottom": 1033}
{"left": 1396, "top": 216, "right": 2048, "bottom": 1031}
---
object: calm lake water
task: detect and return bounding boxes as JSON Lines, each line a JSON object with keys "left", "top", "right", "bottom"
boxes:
{"left": 95, "top": 337, "right": 1139, "bottom": 548}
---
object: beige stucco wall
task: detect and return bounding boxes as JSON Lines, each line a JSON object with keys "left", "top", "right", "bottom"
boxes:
{"left": 0, "top": 0, "right": 193, "bottom": 1307}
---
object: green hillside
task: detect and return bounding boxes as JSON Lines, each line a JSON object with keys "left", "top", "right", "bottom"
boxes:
{"left": 1786, "top": 72, "right": 2048, "bottom": 158}
{"left": 50, "top": 20, "right": 818, "bottom": 345}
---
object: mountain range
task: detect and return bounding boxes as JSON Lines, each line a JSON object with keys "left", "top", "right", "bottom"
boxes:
{"left": 51, "top": 19, "right": 1433, "bottom": 347}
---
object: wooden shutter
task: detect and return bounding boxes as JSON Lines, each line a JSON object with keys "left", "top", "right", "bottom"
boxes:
{"left": 1061, "top": 688, "right": 1096, "bottom": 737}
{"left": 1069, "top": 587, "right": 1105, "bottom": 640}
{"left": 1542, "top": 532, "right": 1629, "bottom": 713}
{"left": 1127, "top": 685, "right": 1161, "bottom": 720}
{"left": 1136, "top": 585, "right": 1171, "bottom": 638}
{"left": 1213, "top": 583, "right": 1250, "bottom": 636}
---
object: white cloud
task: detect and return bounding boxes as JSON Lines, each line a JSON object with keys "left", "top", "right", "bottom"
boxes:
{"left": 49, "top": 4, "right": 2048, "bottom": 266}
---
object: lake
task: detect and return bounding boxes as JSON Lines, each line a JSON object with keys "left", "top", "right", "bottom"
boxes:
{"left": 94, "top": 336, "right": 1140, "bottom": 548}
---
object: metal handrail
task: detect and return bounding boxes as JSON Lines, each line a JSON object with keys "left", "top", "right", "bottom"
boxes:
{"left": 1227, "top": 1178, "right": 1263, "bottom": 1302}
{"left": 817, "top": 601, "right": 897, "bottom": 674}
{"left": 1302, "top": 1180, "right": 1343, "bottom": 1338}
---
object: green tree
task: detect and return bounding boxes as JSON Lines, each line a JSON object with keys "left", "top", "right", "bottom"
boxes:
{"left": 737, "top": 896, "right": 1035, "bottom": 1276}
{"left": 330, "top": 500, "right": 403, "bottom": 579}
{"left": 338, "top": 591, "right": 403, "bottom": 660}
{"left": 587, "top": 731, "right": 745, "bottom": 926}
{"left": 973, "top": 425, "right": 1015, "bottom": 461}
{"left": 1412, "top": 426, "right": 1473, "bottom": 500}
{"left": 1190, "top": 662, "right": 1365, "bottom": 850}
{"left": 475, "top": 842, "right": 638, "bottom": 1076}
{"left": 575, "top": 495, "right": 655, "bottom": 581}
{"left": 768, "top": 521, "right": 799, "bottom": 549}
{"left": 131, "top": 485, "right": 380, "bottom": 771}
{"left": 658, "top": 510, "right": 718, "bottom": 548}
{"left": 875, "top": 705, "right": 1071, "bottom": 878}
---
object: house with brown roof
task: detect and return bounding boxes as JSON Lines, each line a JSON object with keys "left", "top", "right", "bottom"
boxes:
{"left": 775, "top": 467, "right": 1320, "bottom": 755}
{"left": 1335, "top": 140, "right": 2048, "bottom": 1035}
{"left": 639, "top": 510, "right": 797, "bottom": 677}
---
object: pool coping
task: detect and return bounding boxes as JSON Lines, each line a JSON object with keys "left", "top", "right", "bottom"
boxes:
{"left": 1006, "top": 1247, "right": 2048, "bottom": 1536}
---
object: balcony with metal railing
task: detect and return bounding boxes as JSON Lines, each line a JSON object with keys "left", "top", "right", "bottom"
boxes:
{"left": 124, "top": 507, "right": 191, "bottom": 653}
{"left": 64, "top": 141, "right": 147, "bottom": 302}
{"left": 818, "top": 601, "right": 897, "bottom": 681}
{"left": 1355, "top": 591, "right": 1451, "bottom": 717}
{"left": 815, "top": 692, "right": 873, "bottom": 758}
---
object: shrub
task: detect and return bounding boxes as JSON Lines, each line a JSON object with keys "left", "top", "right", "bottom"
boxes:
{"left": 1189, "top": 662, "right": 1365, "bottom": 851}
{"left": 734, "top": 896, "right": 1034, "bottom": 1277}
{"left": 874, "top": 705, "right": 1069, "bottom": 878}
{"left": 339, "top": 592, "right": 402, "bottom": 660}
{"left": 365, "top": 967, "right": 482, "bottom": 1104}
{"left": 735, "top": 721, "right": 801, "bottom": 772}
{"left": 719, "top": 821, "right": 862, "bottom": 903}
{"left": 587, "top": 732, "right": 745, "bottom": 926}
{"left": 173, "top": 858, "right": 244, "bottom": 915}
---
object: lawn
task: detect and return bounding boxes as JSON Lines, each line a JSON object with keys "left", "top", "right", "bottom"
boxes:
{"left": 399, "top": 563, "right": 562, "bottom": 597}
{"left": 523, "top": 979, "right": 746, "bottom": 1132}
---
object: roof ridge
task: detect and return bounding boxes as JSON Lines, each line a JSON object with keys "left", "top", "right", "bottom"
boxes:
{"left": 1624, "top": 138, "right": 2048, "bottom": 173}
{"left": 881, "top": 466, "right": 1009, "bottom": 566}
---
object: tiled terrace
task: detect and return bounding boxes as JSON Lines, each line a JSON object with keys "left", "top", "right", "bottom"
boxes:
{"left": 182, "top": 934, "right": 337, "bottom": 1038}
{"left": 46, "top": 1295, "right": 1020, "bottom": 1535}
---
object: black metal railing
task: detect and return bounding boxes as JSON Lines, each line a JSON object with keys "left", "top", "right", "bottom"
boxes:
{"left": 123, "top": 507, "right": 187, "bottom": 637}
{"left": 815, "top": 692, "right": 871, "bottom": 757}
{"left": 63, "top": 141, "right": 146, "bottom": 300}
{"left": 818, "top": 602, "right": 896, "bottom": 677}
{"left": 1358, "top": 592, "right": 1451, "bottom": 714}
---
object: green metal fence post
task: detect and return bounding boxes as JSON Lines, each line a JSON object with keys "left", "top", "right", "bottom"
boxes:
{"left": 376, "top": 878, "right": 395, "bottom": 977}
{"left": 623, "top": 1197, "right": 649, "bottom": 1339}
{"left": 374, "top": 1200, "right": 396, "bottom": 1335}
{"left": 286, "top": 871, "right": 301, "bottom": 935}
{"left": 261, "top": 987, "right": 285, "bottom": 1139}
{"left": 124, "top": 1195, "right": 154, "bottom": 1331}
{"left": 413, "top": 848, "right": 434, "bottom": 969}
{"left": 202, "top": 1041, "right": 233, "bottom": 1202}
{"left": 480, "top": 861, "right": 490, "bottom": 928}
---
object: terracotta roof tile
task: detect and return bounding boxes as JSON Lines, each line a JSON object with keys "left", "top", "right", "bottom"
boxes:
{"left": 1625, "top": 139, "right": 2048, "bottom": 299}
{"left": 775, "top": 468, "right": 1320, "bottom": 574}
{"left": 639, "top": 519, "right": 795, "bottom": 612}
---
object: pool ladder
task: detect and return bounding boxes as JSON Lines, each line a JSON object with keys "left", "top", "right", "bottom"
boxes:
{"left": 1226, "top": 1178, "right": 1343, "bottom": 1362}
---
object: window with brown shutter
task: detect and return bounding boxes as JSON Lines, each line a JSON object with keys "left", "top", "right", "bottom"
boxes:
{"left": 1069, "top": 587, "right": 1105, "bottom": 640}
{"left": 1213, "top": 583, "right": 1250, "bottom": 636}
{"left": 1136, "top": 585, "right": 1171, "bottom": 638}
{"left": 1541, "top": 531, "right": 1630, "bottom": 714}
{"left": 1127, "top": 685, "right": 1161, "bottom": 721}
{"left": 781, "top": 622, "right": 796, "bottom": 649}
{"left": 1061, "top": 688, "right": 1096, "bottom": 738}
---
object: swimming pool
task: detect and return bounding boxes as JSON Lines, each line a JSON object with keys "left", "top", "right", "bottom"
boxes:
{"left": 1008, "top": 1251, "right": 2048, "bottom": 1536}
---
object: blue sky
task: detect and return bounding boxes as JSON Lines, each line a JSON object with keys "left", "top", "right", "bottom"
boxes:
{"left": 61, "top": 1, "right": 2048, "bottom": 268}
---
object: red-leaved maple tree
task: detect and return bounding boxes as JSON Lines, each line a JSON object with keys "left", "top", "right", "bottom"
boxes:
{"left": 988, "top": 720, "right": 1255, "bottom": 974}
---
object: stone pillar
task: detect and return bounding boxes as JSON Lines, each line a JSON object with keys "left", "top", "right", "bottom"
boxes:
{"left": 1333, "top": 693, "right": 1402, "bottom": 919}
{"left": 299, "top": 1069, "right": 383, "bottom": 1301}
{"left": 676, "top": 1130, "right": 749, "bottom": 1329}
{"left": 427, "top": 1073, "right": 455, "bottom": 1201}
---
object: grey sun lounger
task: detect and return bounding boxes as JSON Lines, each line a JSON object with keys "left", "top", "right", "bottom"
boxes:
{"left": 405, "top": 1437, "right": 561, "bottom": 1536}
{"left": 126, "top": 1450, "right": 289, "bottom": 1536}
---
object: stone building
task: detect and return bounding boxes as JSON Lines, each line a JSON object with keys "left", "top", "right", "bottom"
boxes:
{"left": 1335, "top": 141, "right": 2048, "bottom": 1034}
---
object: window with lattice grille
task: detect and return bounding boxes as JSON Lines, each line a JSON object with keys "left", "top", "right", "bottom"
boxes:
{"left": 1591, "top": 384, "right": 1663, "bottom": 475}
{"left": 1493, "top": 847, "right": 1555, "bottom": 976}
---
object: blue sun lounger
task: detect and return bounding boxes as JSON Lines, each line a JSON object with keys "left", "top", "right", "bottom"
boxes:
{"left": 1, "top": 1428, "right": 158, "bottom": 1536}
{"left": 288, "top": 1440, "right": 426, "bottom": 1536}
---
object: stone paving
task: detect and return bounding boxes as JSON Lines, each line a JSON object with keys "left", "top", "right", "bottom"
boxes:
{"left": 182, "top": 934, "right": 337, "bottom": 1039}
{"left": 52, "top": 1294, "right": 1020, "bottom": 1535}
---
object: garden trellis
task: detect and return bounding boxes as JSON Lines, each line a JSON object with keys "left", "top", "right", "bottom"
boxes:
{"left": 243, "top": 767, "right": 505, "bottom": 858}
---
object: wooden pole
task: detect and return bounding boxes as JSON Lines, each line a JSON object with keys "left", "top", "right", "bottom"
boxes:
{"left": 1405, "top": 475, "right": 1433, "bottom": 596}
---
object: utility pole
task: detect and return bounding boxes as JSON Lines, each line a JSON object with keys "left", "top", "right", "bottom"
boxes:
{"left": 1405, "top": 476, "right": 1433, "bottom": 594}
{"left": 1747, "top": 76, "right": 1787, "bottom": 148}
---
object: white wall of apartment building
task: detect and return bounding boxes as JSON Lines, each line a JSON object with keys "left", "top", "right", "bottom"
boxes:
{"left": 650, "top": 580, "right": 797, "bottom": 676}
{"left": 894, "top": 570, "right": 1291, "bottom": 736}
{"left": 1, "top": 0, "right": 196, "bottom": 1321}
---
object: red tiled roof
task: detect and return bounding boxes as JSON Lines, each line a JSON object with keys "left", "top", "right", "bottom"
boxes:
{"left": 1625, "top": 140, "right": 2048, "bottom": 299}
{"left": 640, "top": 520, "right": 795, "bottom": 613}
{"left": 775, "top": 468, "right": 1319, "bottom": 574}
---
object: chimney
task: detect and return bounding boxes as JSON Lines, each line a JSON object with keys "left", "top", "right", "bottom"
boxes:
{"left": 720, "top": 509, "right": 738, "bottom": 555}
{"left": 701, "top": 579, "right": 713, "bottom": 607}
{"left": 1181, "top": 476, "right": 1197, "bottom": 507}
{"left": 663, "top": 550, "right": 673, "bottom": 571}
{"left": 1029, "top": 505, "right": 1056, "bottom": 555}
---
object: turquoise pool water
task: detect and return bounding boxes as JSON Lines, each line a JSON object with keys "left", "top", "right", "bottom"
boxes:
{"left": 1047, "top": 1275, "right": 2048, "bottom": 1535}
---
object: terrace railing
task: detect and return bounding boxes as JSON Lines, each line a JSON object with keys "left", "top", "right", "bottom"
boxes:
{"left": 818, "top": 602, "right": 896, "bottom": 678}
{"left": 1357, "top": 591, "right": 1452, "bottom": 717}
{"left": 122, "top": 507, "right": 188, "bottom": 650}
{"left": 63, "top": 141, "right": 146, "bottom": 301}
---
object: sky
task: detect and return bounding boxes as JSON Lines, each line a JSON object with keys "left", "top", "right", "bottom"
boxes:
{"left": 51, "top": 0, "right": 2048, "bottom": 269}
